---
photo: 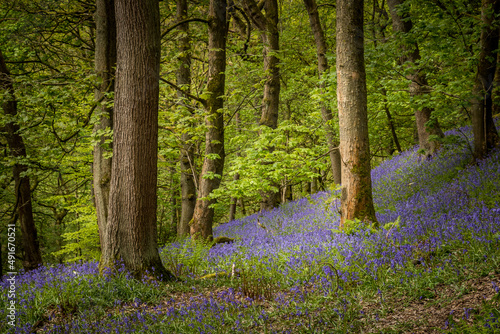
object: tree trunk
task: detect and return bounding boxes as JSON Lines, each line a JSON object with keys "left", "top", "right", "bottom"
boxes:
{"left": 336, "top": 0, "right": 377, "bottom": 228}
{"left": 176, "top": 0, "right": 197, "bottom": 237}
{"left": 229, "top": 111, "right": 242, "bottom": 222}
{"left": 493, "top": 46, "right": 500, "bottom": 116}
{"left": 93, "top": 0, "right": 116, "bottom": 248}
{"left": 472, "top": 0, "right": 500, "bottom": 159}
{"left": 303, "top": 0, "right": 342, "bottom": 184}
{"left": 190, "top": 0, "right": 227, "bottom": 241}
{"left": 387, "top": 0, "right": 444, "bottom": 155}
{"left": 382, "top": 88, "right": 402, "bottom": 153}
{"left": 228, "top": 173, "right": 239, "bottom": 221}
{"left": 100, "top": 0, "right": 173, "bottom": 280}
{"left": 240, "top": 0, "right": 281, "bottom": 211}
{"left": 0, "top": 50, "right": 42, "bottom": 271}
{"left": 239, "top": 198, "right": 247, "bottom": 216}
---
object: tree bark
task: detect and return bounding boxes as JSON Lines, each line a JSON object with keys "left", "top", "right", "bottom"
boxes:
{"left": 387, "top": 0, "right": 444, "bottom": 155}
{"left": 336, "top": 0, "right": 377, "bottom": 228}
{"left": 190, "top": 0, "right": 227, "bottom": 241}
{"left": 472, "top": 0, "right": 500, "bottom": 159}
{"left": 303, "top": 0, "right": 342, "bottom": 184}
{"left": 100, "top": 0, "right": 173, "bottom": 280}
{"left": 0, "top": 50, "right": 42, "bottom": 271}
{"left": 176, "top": 0, "right": 197, "bottom": 237}
{"left": 93, "top": 0, "right": 116, "bottom": 248}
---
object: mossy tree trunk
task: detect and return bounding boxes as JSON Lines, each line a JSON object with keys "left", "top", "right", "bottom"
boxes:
{"left": 303, "top": 0, "right": 342, "bottom": 185}
{"left": 0, "top": 50, "right": 43, "bottom": 271}
{"left": 176, "top": 0, "right": 197, "bottom": 237}
{"left": 93, "top": 0, "right": 116, "bottom": 248}
{"left": 387, "top": 0, "right": 444, "bottom": 156}
{"left": 190, "top": 0, "right": 227, "bottom": 241}
{"left": 471, "top": 0, "right": 500, "bottom": 159}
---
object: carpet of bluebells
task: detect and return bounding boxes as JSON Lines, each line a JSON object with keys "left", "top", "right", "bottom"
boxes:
{"left": 1, "top": 126, "right": 500, "bottom": 333}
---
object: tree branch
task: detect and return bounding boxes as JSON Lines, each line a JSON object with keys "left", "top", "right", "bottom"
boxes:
{"left": 161, "top": 18, "right": 209, "bottom": 39}
{"left": 159, "top": 77, "right": 207, "bottom": 106}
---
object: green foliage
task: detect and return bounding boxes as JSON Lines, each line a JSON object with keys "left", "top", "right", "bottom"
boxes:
{"left": 52, "top": 202, "right": 100, "bottom": 262}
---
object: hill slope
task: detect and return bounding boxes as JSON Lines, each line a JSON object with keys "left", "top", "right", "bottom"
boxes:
{"left": 1, "top": 127, "right": 500, "bottom": 333}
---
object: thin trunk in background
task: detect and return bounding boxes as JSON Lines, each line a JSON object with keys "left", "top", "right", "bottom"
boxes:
{"left": 472, "top": 0, "right": 500, "bottom": 159}
{"left": 93, "top": 0, "right": 116, "bottom": 247}
{"left": 387, "top": 0, "right": 444, "bottom": 156}
{"left": 190, "top": 0, "right": 227, "bottom": 241}
{"left": 382, "top": 88, "right": 402, "bottom": 153}
{"left": 336, "top": 0, "right": 378, "bottom": 228}
{"left": 176, "top": 0, "right": 197, "bottom": 237}
{"left": 0, "top": 50, "right": 42, "bottom": 271}
{"left": 303, "top": 0, "right": 342, "bottom": 184}
{"left": 228, "top": 112, "right": 242, "bottom": 222}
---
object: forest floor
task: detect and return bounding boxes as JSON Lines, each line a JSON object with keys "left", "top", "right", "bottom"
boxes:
{"left": 2, "top": 127, "right": 500, "bottom": 333}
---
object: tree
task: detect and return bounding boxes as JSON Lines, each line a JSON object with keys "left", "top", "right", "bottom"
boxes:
{"left": 303, "top": 0, "right": 342, "bottom": 185}
{"left": 99, "top": 0, "right": 173, "bottom": 279}
{"left": 93, "top": 0, "right": 116, "bottom": 248}
{"left": 387, "top": 0, "right": 444, "bottom": 155}
{"left": 190, "top": 0, "right": 227, "bottom": 241}
{"left": 336, "top": 0, "right": 377, "bottom": 228}
{"left": 239, "top": 0, "right": 281, "bottom": 211}
{"left": 0, "top": 49, "right": 43, "bottom": 271}
{"left": 471, "top": 0, "right": 500, "bottom": 159}
{"left": 176, "top": 0, "right": 197, "bottom": 237}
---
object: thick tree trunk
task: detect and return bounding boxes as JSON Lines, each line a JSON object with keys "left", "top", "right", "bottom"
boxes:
{"left": 190, "top": 0, "right": 227, "bottom": 241}
{"left": 100, "top": 0, "right": 173, "bottom": 280}
{"left": 303, "top": 0, "right": 342, "bottom": 184}
{"left": 93, "top": 0, "right": 116, "bottom": 247}
{"left": 336, "top": 0, "right": 377, "bottom": 228}
{"left": 387, "top": 0, "right": 444, "bottom": 155}
{"left": 0, "top": 50, "right": 42, "bottom": 271}
{"left": 472, "top": 0, "right": 500, "bottom": 159}
{"left": 176, "top": 0, "right": 197, "bottom": 237}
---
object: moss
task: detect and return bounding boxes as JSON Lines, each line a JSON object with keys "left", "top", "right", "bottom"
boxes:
{"left": 211, "top": 236, "right": 234, "bottom": 247}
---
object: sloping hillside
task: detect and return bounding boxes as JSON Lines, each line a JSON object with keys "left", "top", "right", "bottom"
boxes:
{"left": 2, "top": 127, "right": 500, "bottom": 333}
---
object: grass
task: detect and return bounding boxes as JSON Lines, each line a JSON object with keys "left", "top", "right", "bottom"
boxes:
{"left": 1, "top": 126, "right": 500, "bottom": 333}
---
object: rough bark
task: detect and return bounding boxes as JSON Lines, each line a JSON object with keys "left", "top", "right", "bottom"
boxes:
{"left": 190, "top": 0, "right": 227, "bottom": 241}
{"left": 93, "top": 0, "right": 116, "bottom": 247}
{"left": 240, "top": 0, "right": 281, "bottom": 211}
{"left": 472, "top": 0, "right": 500, "bottom": 159}
{"left": 387, "top": 0, "right": 444, "bottom": 155}
{"left": 303, "top": 0, "right": 342, "bottom": 184}
{"left": 336, "top": 0, "right": 377, "bottom": 228}
{"left": 0, "top": 50, "right": 42, "bottom": 271}
{"left": 100, "top": 0, "right": 173, "bottom": 280}
{"left": 176, "top": 0, "right": 197, "bottom": 237}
